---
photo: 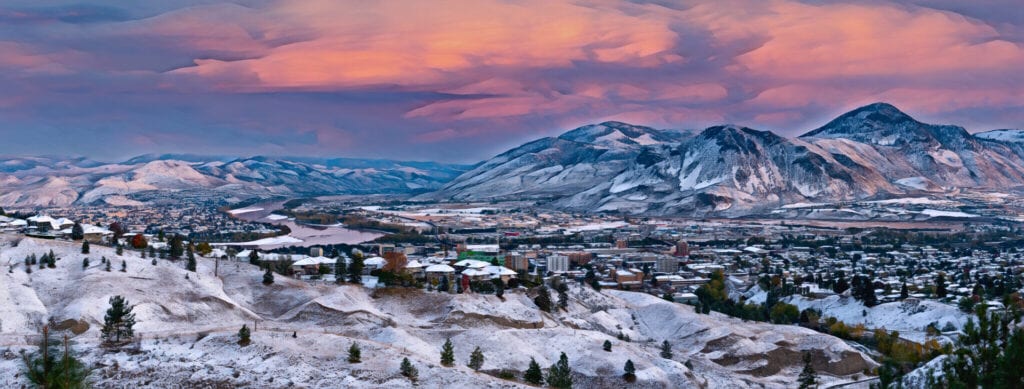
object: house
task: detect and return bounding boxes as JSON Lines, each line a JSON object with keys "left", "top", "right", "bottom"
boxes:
{"left": 363, "top": 256, "right": 386, "bottom": 272}
{"left": 291, "top": 256, "right": 336, "bottom": 276}
{"left": 425, "top": 264, "right": 456, "bottom": 291}
{"left": 405, "top": 259, "right": 426, "bottom": 279}
{"left": 484, "top": 265, "right": 517, "bottom": 282}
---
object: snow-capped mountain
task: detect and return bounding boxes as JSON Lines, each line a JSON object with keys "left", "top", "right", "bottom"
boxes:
{"left": 0, "top": 155, "right": 472, "bottom": 208}
{"left": 416, "top": 121, "right": 692, "bottom": 202}
{"left": 426, "top": 103, "right": 1024, "bottom": 215}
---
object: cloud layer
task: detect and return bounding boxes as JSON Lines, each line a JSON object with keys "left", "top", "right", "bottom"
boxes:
{"left": 0, "top": 0, "right": 1021, "bottom": 162}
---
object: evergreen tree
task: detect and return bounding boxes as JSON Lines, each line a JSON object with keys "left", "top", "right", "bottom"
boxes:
{"left": 534, "top": 285, "right": 553, "bottom": 312}
{"left": 168, "top": 235, "right": 184, "bottom": 259}
{"left": 833, "top": 271, "right": 849, "bottom": 294}
{"left": 400, "top": 357, "right": 418, "bottom": 382}
{"left": 556, "top": 281, "right": 569, "bottom": 310}
{"left": 120, "top": 260, "right": 126, "bottom": 272}
{"left": 151, "top": 258, "right": 157, "bottom": 266}
{"left": 660, "top": 340, "right": 673, "bottom": 359}
{"left": 47, "top": 251, "right": 56, "bottom": 268}
{"left": 495, "top": 278, "right": 505, "bottom": 299}
{"left": 116, "top": 244, "right": 123, "bottom": 256}
{"left": 546, "top": 352, "right": 573, "bottom": 388}
{"left": 623, "top": 359, "right": 636, "bottom": 382}
{"left": 440, "top": 338, "right": 455, "bottom": 366}
{"left": 71, "top": 223, "right": 84, "bottom": 240}
{"left": 82, "top": 257, "right": 89, "bottom": 269}
{"left": 104, "top": 259, "right": 111, "bottom": 272}
{"left": 524, "top": 357, "right": 543, "bottom": 384}
{"left": 348, "top": 252, "right": 364, "bottom": 284}
{"left": 186, "top": 254, "right": 197, "bottom": 272}
{"left": 263, "top": 267, "right": 275, "bottom": 285}
{"left": 248, "top": 248, "right": 260, "bottom": 265}
{"left": 101, "top": 295, "right": 136, "bottom": 345}
{"left": 468, "top": 346, "right": 484, "bottom": 371}
{"left": 81, "top": 241, "right": 90, "bottom": 254}
{"left": 238, "top": 324, "right": 251, "bottom": 346}
{"left": 935, "top": 273, "right": 948, "bottom": 298}
{"left": 798, "top": 352, "right": 817, "bottom": 389}
{"left": 603, "top": 340, "right": 612, "bottom": 352}
{"left": 347, "top": 343, "right": 361, "bottom": 363}
{"left": 662, "top": 292, "right": 675, "bottom": 302}
{"left": 900, "top": 282, "right": 909, "bottom": 300}
{"left": 334, "top": 256, "right": 347, "bottom": 284}
{"left": 22, "top": 326, "right": 90, "bottom": 389}
{"left": 148, "top": 246, "right": 155, "bottom": 258}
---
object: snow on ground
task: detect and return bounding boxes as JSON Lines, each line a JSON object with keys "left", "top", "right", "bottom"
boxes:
{"left": 563, "top": 221, "right": 629, "bottom": 233}
{"left": 786, "top": 295, "right": 969, "bottom": 343}
{"left": 264, "top": 214, "right": 290, "bottom": 221}
{"left": 225, "top": 235, "right": 304, "bottom": 247}
{"left": 863, "top": 197, "right": 951, "bottom": 206}
{"left": 920, "top": 209, "right": 977, "bottom": 218}
{"left": 0, "top": 236, "right": 879, "bottom": 388}
{"left": 227, "top": 207, "right": 265, "bottom": 215}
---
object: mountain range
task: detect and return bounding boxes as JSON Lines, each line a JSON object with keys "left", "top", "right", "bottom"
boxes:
{"left": 422, "top": 103, "right": 1024, "bottom": 215}
{"left": 0, "top": 155, "right": 473, "bottom": 207}
{"left": 4, "top": 102, "right": 1024, "bottom": 215}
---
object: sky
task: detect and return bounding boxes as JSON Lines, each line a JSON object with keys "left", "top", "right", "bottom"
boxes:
{"left": 0, "top": 0, "right": 1021, "bottom": 163}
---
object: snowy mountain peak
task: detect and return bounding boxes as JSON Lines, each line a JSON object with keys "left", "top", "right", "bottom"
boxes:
{"left": 800, "top": 102, "right": 976, "bottom": 150}
{"left": 698, "top": 125, "right": 785, "bottom": 152}
{"left": 556, "top": 121, "right": 687, "bottom": 149}
{"left": 975, "top": 129, "right": 1024, "bottom": 143}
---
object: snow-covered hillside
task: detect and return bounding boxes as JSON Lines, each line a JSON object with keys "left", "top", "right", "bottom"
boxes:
{"left": 0, "top": 236, "right": 875, "bottom": 388}
{"left": 0, "top": 156, "right": 471, "bottom": 208}
{"left": 423, "top": 103, "right": 1024, "bottom": 216}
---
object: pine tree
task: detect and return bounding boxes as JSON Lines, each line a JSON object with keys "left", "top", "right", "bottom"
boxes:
{"left": 348, "top": 252, "right": 364, "bottom": 284}
{"left": 104, "top": 258, "right": 111, "bottom": 272}
{"left": 151, "top": 258, "right": 157, "bottom": 266}
{"left": 148, "top": 246, "right": 156, "bottom": 258}
{"left": 534, "top": 285, "right": 553, "bottom": 313}
{"left": 524, "top": 357, "right": 543, "bottom": 384}
{"left": 660, "top": 340, "right": 673, "bottom": 359}
{"left": 263, "top": 267, "right": 275, "bottom": 285}
{"left": 603, "top": 340, "right": 612, "bottom": 352}
{"left": 623, "top": 359, "right": 636, "bottom": 382}
{"left": 186, "top": 254, "right": 197, "bottom": 272}
{"left": 400, "top": 357, "right": 418, "bottom": 382}
{"left": 440, "top": 338, "right": 455, "bottom": 366}
{"left": 238, "top": 324, "right": 251, "bottom": 346}
{"left": 556, "top": 282, "right": 569, "bottom": 310}
{"left": 116, "top": 244, "right": 123, "bottom": 256}
{"left": 248, "top": 248, "right": 260, "bottom": 265}
{"left": 101, "top": 295, "right": 136, "bottom": 345}
{"left": 23, "top": 326, "right": 90, "bottom": 389}
{"left": 82, "top": 258, "right": 89, "bottom": 269}
{"left": 120, "top": 260, "right": 126, "bottom": 272}
{"left": 900, "top": 282, "right": 909, "bottom": 300}
{"left": 169, "top": 235, "right": 184, "bottom": 259}
{"left": 798, "top": 352, "right": 817, "bottom": 389}
{"left": 936, "top": 273, "right": 948, "bottom": 298}
{"left": 546, "top": 352, "right": 573, "bottom": 388}
{"left": 71, "top": 223, "right": 84, "bottom": 240}
{"left": 81, "top": 241, "right": 90, "bottom": 254}
{"left": 468, "top": 346, "right": 484, "bottom": 371}
{"left": 347, "top": 343, "right": 361, "bottom": 363}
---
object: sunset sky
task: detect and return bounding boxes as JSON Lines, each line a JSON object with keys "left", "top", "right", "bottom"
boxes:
{"left": 0, "top": 0, "right": 1021, "bottom": 162}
